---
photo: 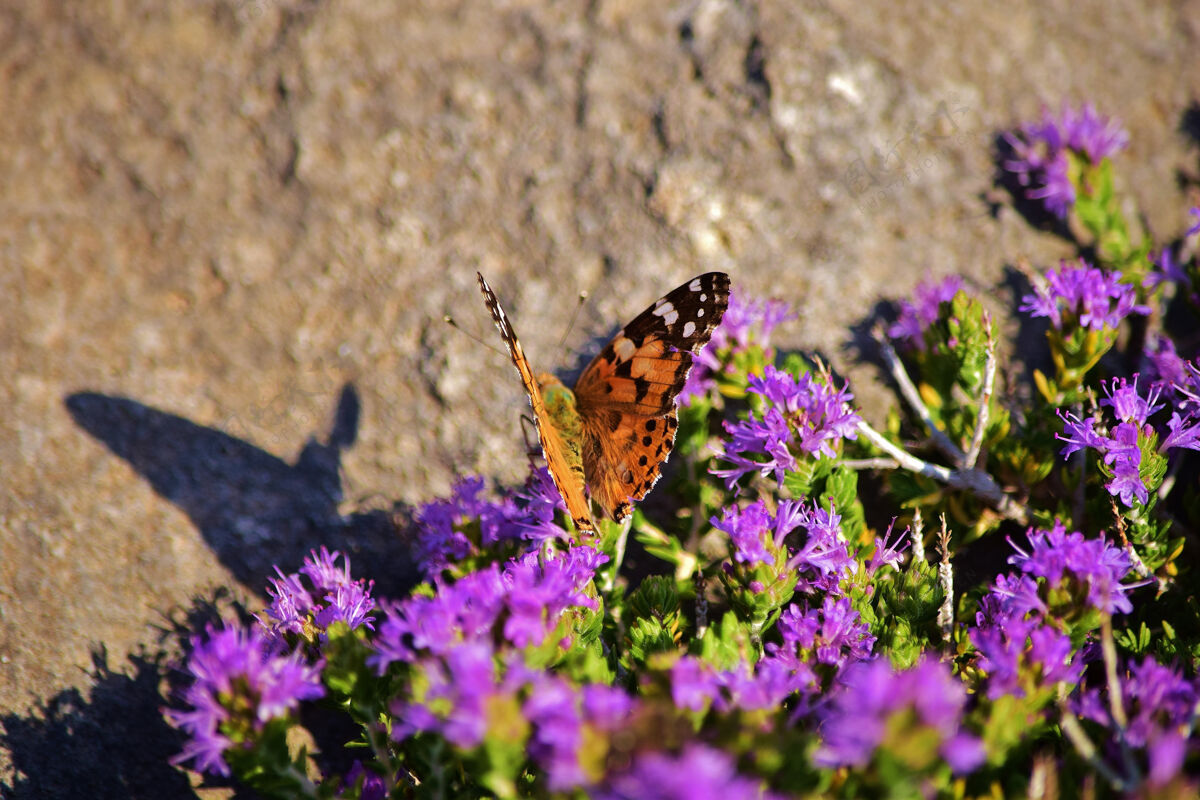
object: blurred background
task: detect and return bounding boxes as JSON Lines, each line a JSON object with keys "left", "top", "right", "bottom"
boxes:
{"left": 1, "top": 1, "right": 1197, "bottom": 795}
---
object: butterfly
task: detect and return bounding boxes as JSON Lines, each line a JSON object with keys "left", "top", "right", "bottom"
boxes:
{"left": 478, "top": 271, "right": 730, "bottom": 533}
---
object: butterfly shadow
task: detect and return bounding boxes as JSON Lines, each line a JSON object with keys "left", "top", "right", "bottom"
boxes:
{"left": 64, "top": 384, "right": 419, "bottom": 598}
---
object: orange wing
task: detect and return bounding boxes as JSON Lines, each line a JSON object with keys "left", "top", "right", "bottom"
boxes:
{"left": 477, "top": 273, "right": 595, "bottom": 533}
{"left": 574, "top": 272, "right": 730, "bottom": 520}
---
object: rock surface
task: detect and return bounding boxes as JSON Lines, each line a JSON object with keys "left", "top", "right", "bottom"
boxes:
{"left": 2, "top": 1, "right": 1198, "bottom": 796}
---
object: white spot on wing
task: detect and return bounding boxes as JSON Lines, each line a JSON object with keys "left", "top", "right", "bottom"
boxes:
{"left": 653, "top": 301, "right": 679, "bottom": 326}
{"left": 689, "top": 278, "right": 701, "bottom": 291}
{"left": 613, "top": 336, "right": 636, "bottom": 362}
{"left": 682, "top": 320, "right": 696, "bottom": 338}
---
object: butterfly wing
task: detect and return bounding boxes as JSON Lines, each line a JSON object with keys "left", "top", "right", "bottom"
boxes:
{"left": 477, "top": 272, "right": 595, "bottom": 532}
{"left": 574, "top": 272, "right": 731, "bottom": 520}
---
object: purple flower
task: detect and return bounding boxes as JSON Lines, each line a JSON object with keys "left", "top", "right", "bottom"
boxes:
{"left": 970, "top": 611, "right": 1081, "bottom": 699}
{"left": 369, "top": 566, "right": 506, "bottom": 670}
{"left": 1020, "top": 259, "right": 1148, "bottom": 332}
{"left": 866, "top": 520, "right": 909, "bottom": 575}
{"left": 784, "top": 504, "right": 856, "bottom": 592}
{"left": 501, "top": 545, "right": 607, "bottom": 648}
{"left": 1152, "top": 245, "right": 1188, "bottom": 286}
{"left": 1007, "top": 521, "right": 1134, "bottom": 615}
{"left": 370, "top": 544, "right": 604, "bottom": 672}
{"left": 1188, "top": 206, "right": 1200, "bottom": 238}
{"left": 517, "top": 467, "right": 572, "bottom": 541}
{"left": 888, "top": 275, "right": 964, "bottom": 344}
{"left": 1145, "top": 341, "right": 1200, "bottom": 427}
{"left": 1072, "top": 657, "right": 1200, "bottom": 789}
{"left": 1150, "top": 243, "right": 1200, "bottom": 304}
{"left": 262, "top": 569, "right": 314, "bottom": 638}
{"left": 524, "top": 676, "right": 634, "bottom": 790}
{"left": 412, "top": 477, "right": 525, "bottom": 575}
{"left": 814, "top": 657, "right": 984, "bottom": 775}
{"left": 1056, "top": 374, "right": 1200, "bottom": 507}
{"left": 682, "top": 290, "right": 797, "bottom": 404}
{"left": 599, "top": 743, "right": 783, "bottom": 800}
{"left": 524, "top": 674, "right": 587, "bottom": 789}
{"left": 1103, "top": 422, "right": 1147, "bottom": 506}
{"left": 1163, "top": 411, "right": 1200, "bottom": 451}
{"left": 711, "top": 501, "right": 777, "bottom": 566}
{"left": 412, "top": 471, "right": 573, "bottom": 576}
{"left": 1145, "top": 336, "right": 1200, "bottom": 403}
{"left": 392, "top": 640, "right": 505, "bottom": 748}
{"left": 261, "top": 549, "right": 376, "bottom": 644}
{"left": 713, "top": 365, "right": 860, "bottom": 489}
{"left": 165, "top": 625, "right": 325, "bottom": 776}
{"left": 1102, "top": 376, "right": 1162, "bottom": 425}
{"left": 313, "top": 581, "right": 377, "bottom": 631}
{"left": 670, "top": 654, "right": 815, "bottom": 715}
{"left": 1004, "top": 103, "right": 1128, "bottom": 218}
{"left": 711, "top": 500, "right": 854, "bottom": 598}
{"left": 299, "top": 545, "right": 352, "bottom": 591}
{"left": 342, "top": 761, "right": 388, "bottom": 800}
{"left": 1057, "top": 410, "right": 1108, "bottom": 458}
{"left": 769, "top": 596, "right": 876, "bottom": 669}
{"left": 980, "top": 573, "right": 1048, "bottom": 624}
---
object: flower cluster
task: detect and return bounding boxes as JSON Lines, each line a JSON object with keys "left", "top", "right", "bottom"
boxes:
{"left": 165, "top": 625, "right": 325, "bottom": 776}
{"left": 1006, "top": 521, "right": 1134, "bottom": 615}
{"left": 1003, "top": 102, "right": 1128, "bottom": 218}
{"left": 413, "top": 468, "right": 568, "bottom": 575}
{"left": 711, "top": 499, "right": 854, "bottom": 627}
{"left": 598, "top": 744, "right": 783, "bottom": 800}
{"left": 1144, "top": 335, "right": 1200, "bottom": 403}
{"left": 771, "top": 596, "right": 876, "bottom": 669}
{"left": 1072, "top": 657, "right": 1200, "bottom": 789}
{"left": 373, "top": 542, "right": 617, "bottom": 791}
{"left": 814, "top": 657, "right": 985, "bottom": 775}
{"left": 260, "top": 547, "right": 377, "bottom": 644}
{"left": 970, "top": 523, "right": 1137, "bottom": 704}
{"left": 714, "top": 365, "right": 860, "bottom": 488}
{"left": 370, "top": 543, "right": 607, "bottom": 669}
{"left": 523, "top": 675, "right": 634, "bottom": 790}
{"left": 1020, "top": 258, "right": 1147, "bottom": 333}
{"left": 972, "top": 587, "right": 1080, "bottom": 700}
{"left": 1059, "top": 374, "right": 1200, "bottom": 506}
{"left": 671, "top": 654, "right": 810, "bottom": 715}
{"left": 887, "top": 274, "right": 964, "bottom": 344}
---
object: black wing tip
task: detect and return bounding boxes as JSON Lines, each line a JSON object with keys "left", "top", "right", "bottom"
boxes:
{"left": 696, "top": 271, "right": 731, "bottom": 291}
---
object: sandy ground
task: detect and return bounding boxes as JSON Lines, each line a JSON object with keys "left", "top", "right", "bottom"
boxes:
{"left": 1, "top": 1, "right": 1198, "bottom": 796}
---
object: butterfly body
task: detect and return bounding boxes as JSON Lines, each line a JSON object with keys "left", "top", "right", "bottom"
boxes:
{"left": 478, "top": 271, "right": 730, "bottom": 534}
{"left": 536, "top": 373, "right": 586, "bottom": 477}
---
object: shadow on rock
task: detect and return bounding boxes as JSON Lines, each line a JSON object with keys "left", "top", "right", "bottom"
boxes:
{"left": 64, "top": 384, "right": 419, "bottom": 598}
{"left": 0, "top": 591, "right": 266, "bottom": 800}
{"left": 1, "top": 648, "right": 196, "bottom": 800}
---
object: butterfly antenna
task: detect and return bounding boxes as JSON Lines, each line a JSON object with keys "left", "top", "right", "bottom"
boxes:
{"left": 444, "top": 314, "right": 507, "bottom": 357}
{"left": 557, "top": 289, "right": 590, "bottom": 351}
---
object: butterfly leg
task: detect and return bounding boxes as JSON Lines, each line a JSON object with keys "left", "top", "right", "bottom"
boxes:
{"left": 519, "top": 414, "right": 541, "bottom": 468}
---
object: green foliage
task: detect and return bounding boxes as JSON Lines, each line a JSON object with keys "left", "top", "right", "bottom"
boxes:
{"left": 625, "top": 575, "right": 685, "bottom": 667}
{"left": 853, "top": 554, "right": 944, "bottom": 669}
